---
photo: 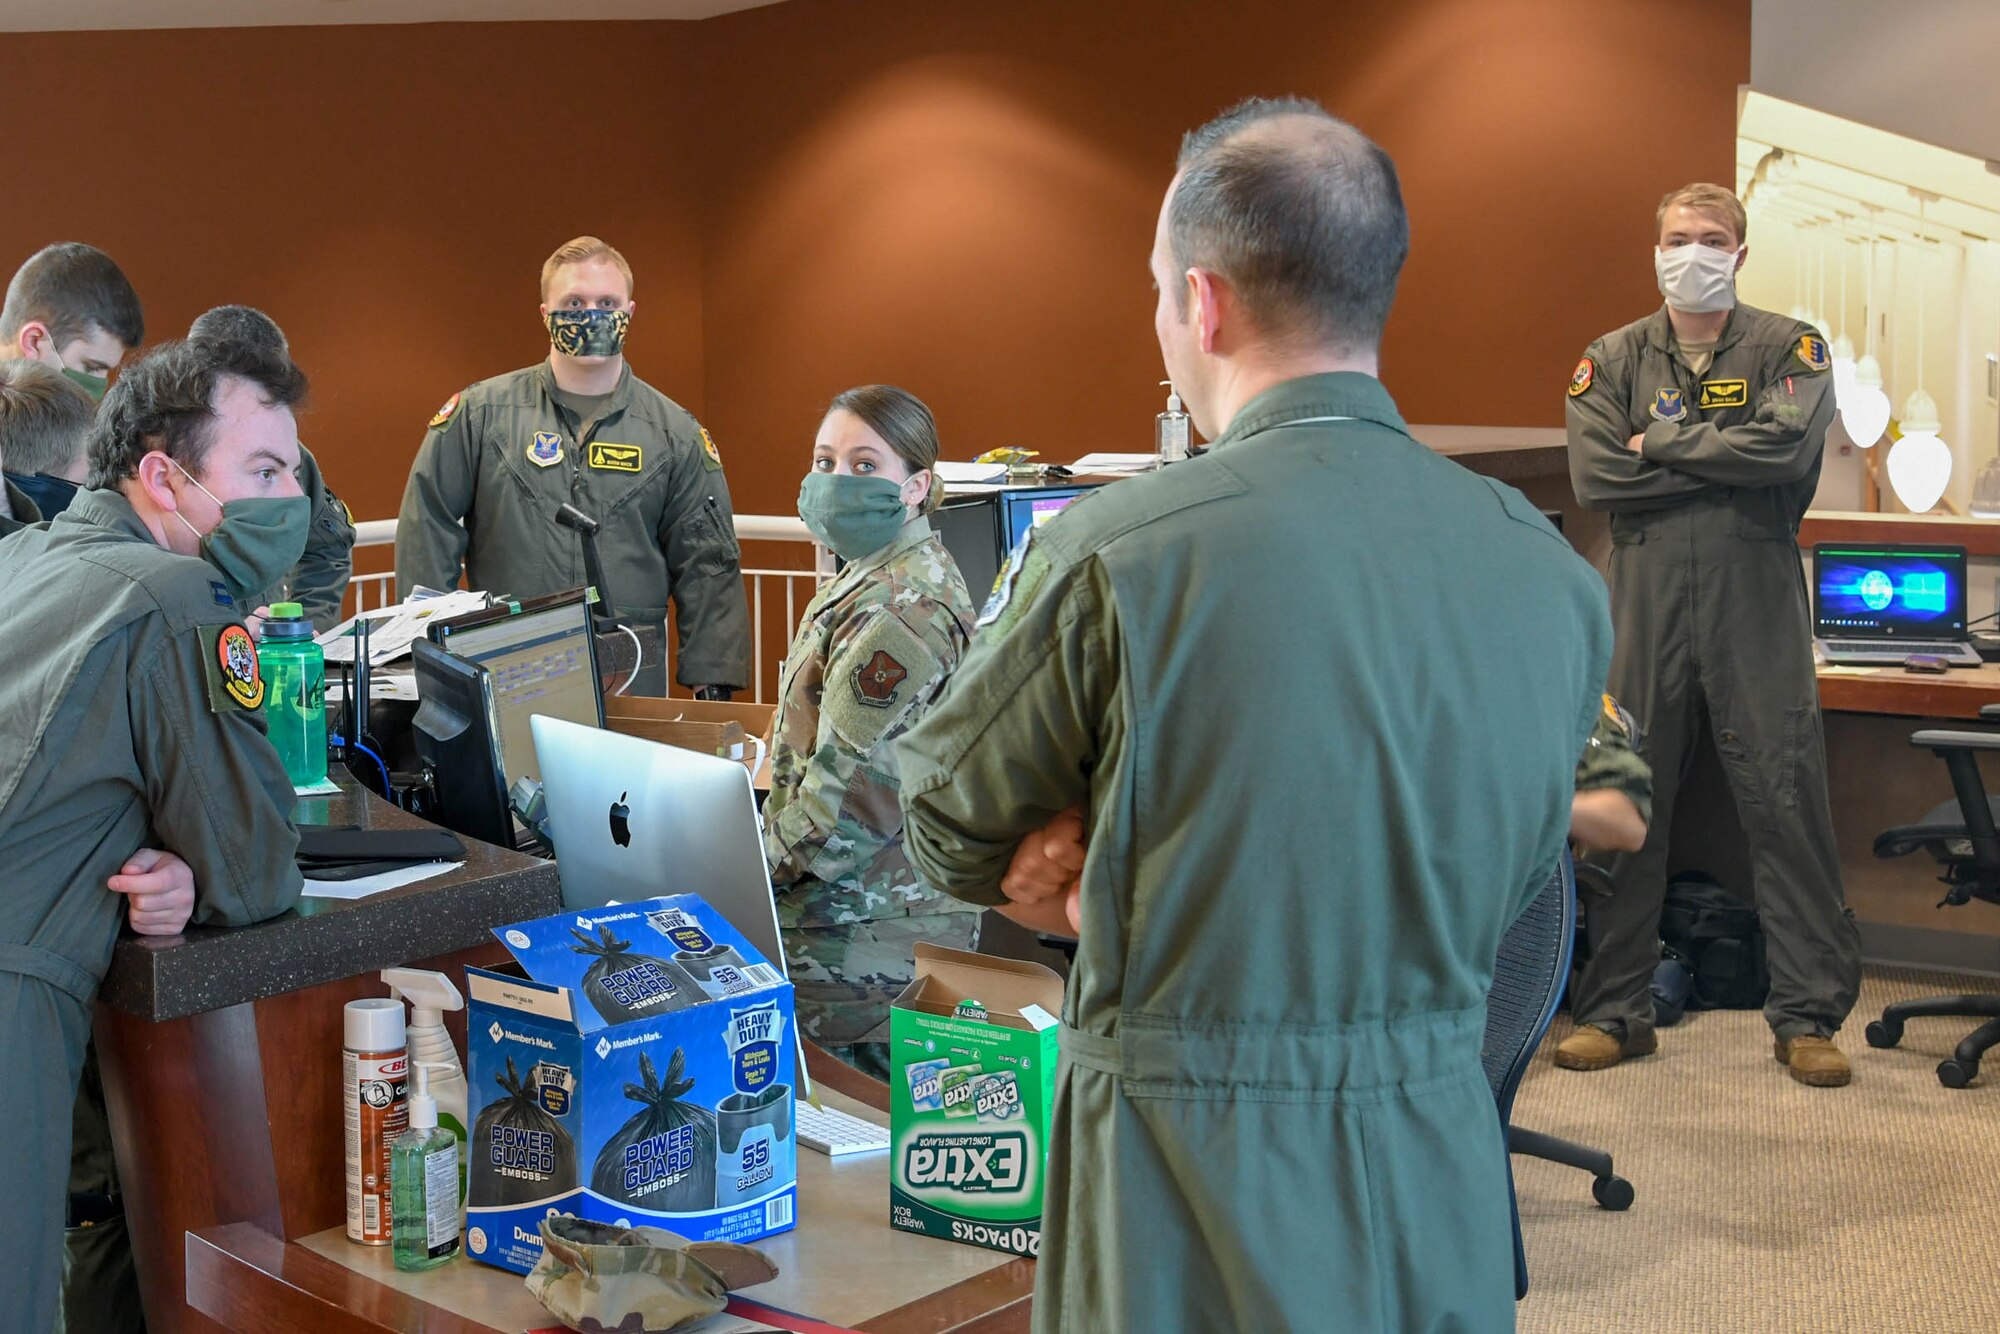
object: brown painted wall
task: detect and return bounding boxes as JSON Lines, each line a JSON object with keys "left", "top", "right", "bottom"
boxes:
{"left": 695, "top": 0, "right": 1752, "bottom": 516}
{"left": 0, "top": 1, "right": 1747, "bottom": 526}
{"left": 0, "top": 22, "right": 704, "bottom": 527}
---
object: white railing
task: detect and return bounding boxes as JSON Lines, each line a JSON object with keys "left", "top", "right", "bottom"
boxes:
{"left": 345, "top": 515, "right": 828, "bottom": 704}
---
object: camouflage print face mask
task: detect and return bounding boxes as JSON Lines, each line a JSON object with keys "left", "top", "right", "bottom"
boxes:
{"left": 546, "top": 307, "right": 631, "bottom": 358}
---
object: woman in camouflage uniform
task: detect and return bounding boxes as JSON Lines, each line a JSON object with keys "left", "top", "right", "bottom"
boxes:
{"left": 764, "top": 386, "right": 981, "bottom": 1080}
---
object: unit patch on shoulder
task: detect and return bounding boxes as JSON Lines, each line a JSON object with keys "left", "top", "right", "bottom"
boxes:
{"left": 1698, "top": 378, "right": 1749, "bottom": 410}
{"left": 1650, "top": 387, "right": 1687, "bottom": 423}
{"left": 1568, "top": 357, "right": 1594, "bottom": 398}
{"left": 853, "top": 649, "right": 908, "bottom": 706}
{"left": 1795, "top": 334, "right": 1830, "bottom": 372}
{"left": 587, "top": 441, "right": 643, "bottom": 472}
{"left": 203, "top": 623, "right": 265, "bottom": 712}
{"left": 699, "top": 427, "right": 722, "bottom": 472}
{"left": 1601, "top": 693, "right": 1630, "bottom": 737}
{"left": 428, "top": 392, "right": 462, "bottom": 430}
{"left": 526, "top": 430, "right": 564, "bottom": 468}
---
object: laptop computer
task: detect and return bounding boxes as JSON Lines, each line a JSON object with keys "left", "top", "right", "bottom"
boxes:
{"left": 530, "top": 715, "right": 787, "bottom": 975}
{"left": 1812, "top": 542, "right": 1980, "bottom": 667}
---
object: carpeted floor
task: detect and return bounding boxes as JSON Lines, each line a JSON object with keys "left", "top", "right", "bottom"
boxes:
{"left": 1512, "top": 967, "right": 2000, "bottom": 1334}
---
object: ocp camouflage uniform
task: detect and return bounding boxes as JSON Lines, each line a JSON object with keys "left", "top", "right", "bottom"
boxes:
{"left": 764, "top": 516, "right": 980, "bottom": 1076}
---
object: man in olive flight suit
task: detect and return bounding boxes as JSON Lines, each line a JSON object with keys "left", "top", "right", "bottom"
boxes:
{"left": 1562, "top": 183, "right": 1860, "bottom": 1087}
{"left": 0, "top": 334, "right": 308, "bottom": 1333}
{"left": 900, "top": 99, "right": 1612, "bottom": 1334}
{"left": 397, "top": 236, "right": 749, "bottom": 696}
{"left": 188, "top": 305, "right": 356, "bottom": 630}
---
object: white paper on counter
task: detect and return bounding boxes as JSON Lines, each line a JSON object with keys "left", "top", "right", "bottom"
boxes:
{"left": 292, "top": 777, "right": 343, "bottom": 797}
{"left": 934, "top": 460, "right": 1009, "bottom": 484}
{"left": 318, "top": 589, "right": 491, "bottom": 665}
{"left": 303, "top": 860, "right": 461, "bottom": 900}
{"left": 1069, "top": 452, "right": 1158, "bottom": 474}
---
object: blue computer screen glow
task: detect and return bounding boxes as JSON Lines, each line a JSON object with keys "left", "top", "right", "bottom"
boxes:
{"left": 1003, "top": 486, "right": 1093, "bottom": 550}
{"left": 1816, "top": 550, "right": 1964, "bottom": 635}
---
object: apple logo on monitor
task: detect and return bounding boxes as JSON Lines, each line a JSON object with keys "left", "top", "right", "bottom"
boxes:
{"left": 608, "top": 792, "right": 632, "bottom": 848}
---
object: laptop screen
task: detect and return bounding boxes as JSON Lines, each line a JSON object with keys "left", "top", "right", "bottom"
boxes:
{"left": 1813, "top": 544, "right": 1968, "bottom": 640}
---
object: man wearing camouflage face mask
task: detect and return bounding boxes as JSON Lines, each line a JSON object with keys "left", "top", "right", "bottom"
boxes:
{"left": 397, "top": 236, "right": 750, "bottom": 697}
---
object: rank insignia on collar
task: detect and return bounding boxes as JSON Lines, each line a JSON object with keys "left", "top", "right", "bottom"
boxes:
{"left": 1568, "top": 357, "right": 1594, "bottom": 397}
{"left": 216, "top": 624, "right": 264, "bottom": 710}
{"left": 853, "top": 649, "right": 908, "bottom": 706}
{"left": 1650, "top": 387, "right": 1687, "bottom": 423}
{"left": 588, "top": 441, "right": 643, "bottom": 472}
{"left": 1699, "top": 378, "right": 1749, "bottom": 410}
{"left": 1796, "top": 334, "right": 1830, "bottom": 372}
{"left": 428, "top": 392, "right": 461, "bottom": 430}
{"left": 527, "top": 430, "right": 564, "bottom": 467}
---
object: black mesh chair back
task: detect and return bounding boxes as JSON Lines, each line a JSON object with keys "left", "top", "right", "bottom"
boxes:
{"left": 1484, "top": 855, "right": 1575, "bottom": 1118}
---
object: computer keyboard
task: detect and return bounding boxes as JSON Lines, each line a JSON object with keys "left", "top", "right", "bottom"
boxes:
{"left": 1822, "top": 640, "right": 1965, "bottom": 655}
{"left": 794, "top": 1099, "right": 891, "bottom": 1157}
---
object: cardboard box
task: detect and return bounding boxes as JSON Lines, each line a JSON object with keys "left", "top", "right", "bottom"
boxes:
{"left": 463, "top": 894, "right": 797, "bottom": 1275}
{"left": 604, "top": 697, "right": 776, "bottom": 788}
{"left": 888, "top": 945, "right": 1063, "bottom": 1258}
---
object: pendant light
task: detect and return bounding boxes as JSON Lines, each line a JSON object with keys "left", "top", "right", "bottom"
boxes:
{"left": 1887, "top": 199, "right": 1951, "bottom": 513}
{"left": 1829, "top": 216, "right": 1857, "bottom": 410}
{"left": 1843, "top": 227, "right": 1892, "bottom": 449}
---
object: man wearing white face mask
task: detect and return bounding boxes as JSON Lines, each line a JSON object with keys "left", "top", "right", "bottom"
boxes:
{"left": 1563, "top": 183, "right": 1859, "bottom": 1087}
{"left": 0, "top": 334, "right": 308, "bottom": 1331}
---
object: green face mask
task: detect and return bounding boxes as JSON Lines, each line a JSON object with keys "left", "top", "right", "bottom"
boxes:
{"left": 170, "top": 460, "right": 311, "bottom": 609}
{"left": 61, "top": 367, "right": 109, "bottom": 402}
{"left": 796, "top": 472, "right": 909, "bottom": 562}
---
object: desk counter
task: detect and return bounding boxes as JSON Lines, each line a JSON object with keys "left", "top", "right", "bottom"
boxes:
{"left": 1817, "top": 662, "right": 2000, "bottom": 721}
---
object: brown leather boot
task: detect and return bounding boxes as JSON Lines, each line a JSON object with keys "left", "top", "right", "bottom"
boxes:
{"left": 1774, "top": 1035, "right": 1851, "bottom": 1087}
{"left": 1552, "top": 1023, "right": 1658, "bottom": 1071}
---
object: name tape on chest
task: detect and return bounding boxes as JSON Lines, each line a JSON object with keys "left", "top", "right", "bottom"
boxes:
{"left": 587, "top": 441, "right": 644, "bottom": 472}
{"left": 1698, "top": 378, "right": 1749, "bottom": 410}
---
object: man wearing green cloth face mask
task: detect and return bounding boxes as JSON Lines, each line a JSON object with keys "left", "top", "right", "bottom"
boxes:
{"left": 0, "top": 334, "right": 307, "bottom": 1334}
{"left": 764, "top": 385, "right": 980, "bottom": 1081}
{"left": 398, "top": 236, "right": 749, "bottom": 696}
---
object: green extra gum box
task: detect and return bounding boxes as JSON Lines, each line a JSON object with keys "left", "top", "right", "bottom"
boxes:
{"left": 889, "top": 944, "right": 1063, "bottom": 1257}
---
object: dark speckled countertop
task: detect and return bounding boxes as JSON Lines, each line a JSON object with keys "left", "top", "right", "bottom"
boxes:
{"left": 98, "top": 782, "right": 561, "bottom": 1023}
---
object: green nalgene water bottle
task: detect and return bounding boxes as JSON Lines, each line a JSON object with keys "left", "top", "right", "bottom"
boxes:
{"left": 257, "top": 602, "right": 327, "bottom": 787}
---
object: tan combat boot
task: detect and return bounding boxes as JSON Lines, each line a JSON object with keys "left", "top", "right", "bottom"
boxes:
{"left": 1552, "top": 1023, "right": 1658, "bottom": 1071}
{"left": 1774, "top": 1035, "right": 1851, "bottom": 1087}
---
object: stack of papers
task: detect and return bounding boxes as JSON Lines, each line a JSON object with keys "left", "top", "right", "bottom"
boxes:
{"left": 317, "top": 589, "right": 491, "bottom": 666}
{"left": 934, "top": 460, "right": 1010, "bottom": 485}
{"left": 1069, "top": 452, "right": 1159, "bottom": 475}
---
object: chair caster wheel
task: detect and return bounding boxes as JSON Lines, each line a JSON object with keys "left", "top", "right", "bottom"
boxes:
{"left": 1591, "top": 1175, "right": 1635, "bottom": 1211}
{"left": 1937, "top": 1059, "right": 1977, "bottom": 1089}
{"left": 1865, "top": 1020, "right": 1901, "bottom": 1049}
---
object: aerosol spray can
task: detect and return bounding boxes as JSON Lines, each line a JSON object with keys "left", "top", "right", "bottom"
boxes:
{"left": 1156, "top": 380, "right": 1191, "bottom": 464}
{"left": 345, "top": 997, "right": 409, "bottom": 1244}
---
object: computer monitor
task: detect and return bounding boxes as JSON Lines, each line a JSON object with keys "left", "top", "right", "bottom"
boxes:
{"left": 436, "top": 593, "right": 605, "bottom": 792}
{"left": 1812, "top": 543, "right": 1969, "bottom": 640}
{"left": 531, "top": 715, "right": 786, "bottom": 975}
{"left": 409, "top": 639, "right": 513, "bottom": 848}
{"left": 1001, "top": 485, "right": 1096, "bottom": 553}
{"left": 932, "top": 493, "right": 1003, "bottom": 606}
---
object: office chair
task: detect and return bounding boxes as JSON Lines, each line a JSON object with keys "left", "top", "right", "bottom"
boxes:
{"left": 1867, "top": 702, "right": 2000, "bottom": 1089}
{"left": 1483, "top": 854, "right": 1635, "bottom": 1299}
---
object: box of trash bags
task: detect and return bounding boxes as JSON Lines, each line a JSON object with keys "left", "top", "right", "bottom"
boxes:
{"left": 463, "top": 894, "right": 797, "bottom": 1275}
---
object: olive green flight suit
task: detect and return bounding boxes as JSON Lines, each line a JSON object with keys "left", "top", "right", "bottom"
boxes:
{"left": 252, "top": 444, "right": 355, "bottom": 632}
{"left": 0, "top": 489, "right": 304, "bottom": 1334}
{"left": 901, "top": 374, "right": 1612, "bottom": 1333}
{"left": 395, "top": 361, "right": 750, "bottom": 691}
{"left": 1, "top": 474, "right": 43, "bottom": 537}
{"left": 1565, "top": 304, "right": 1861, "bottom": 1044}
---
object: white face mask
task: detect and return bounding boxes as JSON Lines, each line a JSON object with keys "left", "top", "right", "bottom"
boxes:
{"left": 1654, "top": 244, "right": 1740, "bottom": 314}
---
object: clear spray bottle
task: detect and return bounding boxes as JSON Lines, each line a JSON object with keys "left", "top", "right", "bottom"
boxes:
{"left": 1156, "top": 380, "right": 1190, "bottom": 465}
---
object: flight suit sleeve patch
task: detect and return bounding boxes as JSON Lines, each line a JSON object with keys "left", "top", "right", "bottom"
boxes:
{"left": 587, "top": 441, "right": 644, "bottom": 472}
{"left": 428, "top": 392, "right": 462, "bottom": 430}
{"left": 824, "top": 615, "right": 941, "bottom": 755}
{"left": 1568, "top": 357, "right": 1595, "bottom": 397}
{"left": 202, "top": 623, "right": 266, "bottom": 712}
{"left": 1795, "top": 335, "right": 1830, "bottom": 372}
{"left": 699, "top": 427, "right": 723, "bottom": 472}
{"left": 1601, "top": 693, "right": 1631, "bottom": 737}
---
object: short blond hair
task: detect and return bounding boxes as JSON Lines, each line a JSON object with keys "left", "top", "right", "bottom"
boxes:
{"left": 1656, "top": 184, "right": 1746, "bottom": 246}
{"left": 540, "top": 237, "right": 634, "bottom": 301}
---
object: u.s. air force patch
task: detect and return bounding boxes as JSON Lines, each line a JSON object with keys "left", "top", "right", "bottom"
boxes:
{"left": 527, "top": 430, "right": 563, "bottom": 467}
{"left": 1795, "top": 334, "right": 1830, "bottom": 372}
{"left": 203, "top": 623, "right": 265, "bottom": 712}
{"left": 853, "top": 649, "right": 908, "bottom": 706}
{"left": 977, "top": 528, "right": 1051, "bottom": 635}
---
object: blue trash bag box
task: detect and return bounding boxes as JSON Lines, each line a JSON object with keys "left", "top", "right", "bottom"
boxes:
{"left": 463, "top": 894, "right": 797, "bottom": 1275}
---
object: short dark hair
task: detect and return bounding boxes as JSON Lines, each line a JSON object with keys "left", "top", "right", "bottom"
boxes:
{"left": 0, "top": 359, "right": 95, "bottom": 478}
{"left": 188, "top": 305, "right": 289, "bottom": 356}
{"left": 826, "top": 384, "right": 943, "bottom": 513}
{"left": 1170, "top": 97, "right": 1408, "bottom": 353}
{"left": 86, "top": 337, "right": 308, "bottom": 488}
{"left": 1, "top": 243, "right": 145, "bottom": 351}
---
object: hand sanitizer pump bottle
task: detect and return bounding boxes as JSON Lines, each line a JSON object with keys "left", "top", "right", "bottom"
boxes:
{"left": 1156, "top": 380, "right": 1191, "bottom": 465}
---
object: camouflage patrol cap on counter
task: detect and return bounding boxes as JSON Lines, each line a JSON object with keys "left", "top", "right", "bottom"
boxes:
{"left": 526, "top": 1216, "right": 780, "bottom": 1333}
